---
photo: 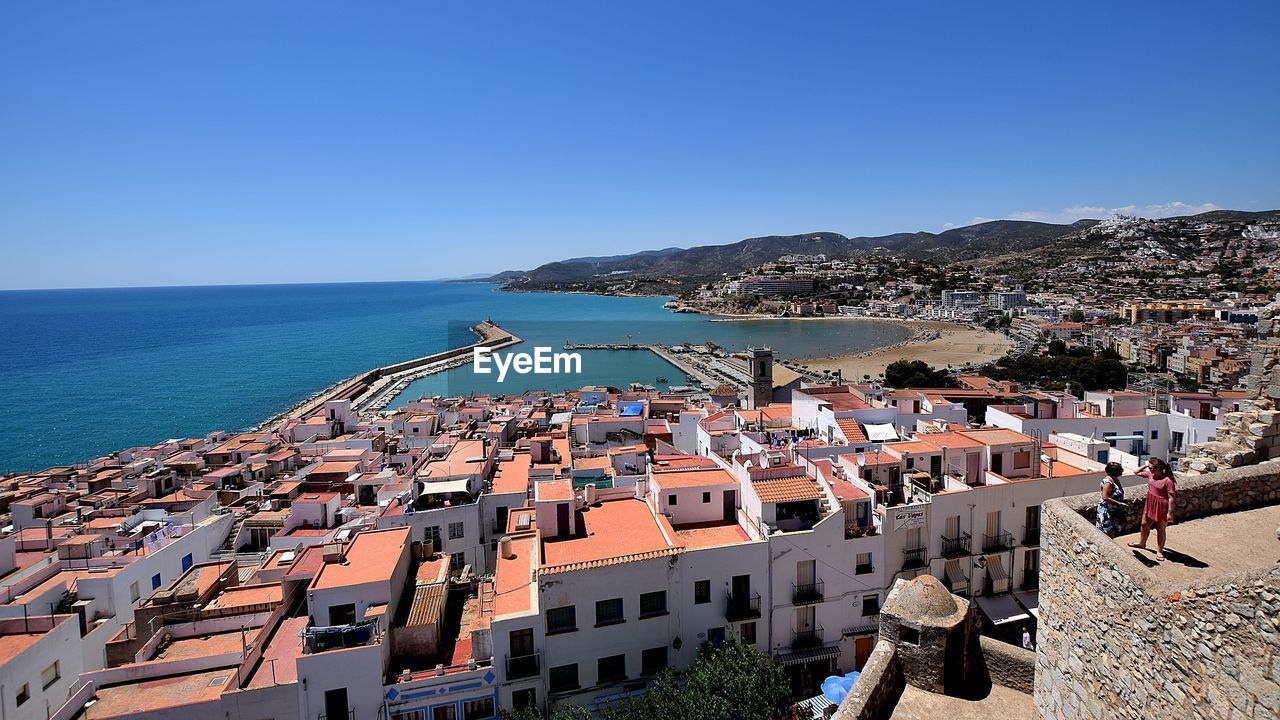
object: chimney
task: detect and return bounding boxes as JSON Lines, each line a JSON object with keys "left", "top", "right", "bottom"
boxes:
{"left": 499, "top": 536, "right": 514, "bottom": 560}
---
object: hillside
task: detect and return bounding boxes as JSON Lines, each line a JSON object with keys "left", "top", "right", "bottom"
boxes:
{"left": 484, "top": 210, "right": 1280, "bottom": 293}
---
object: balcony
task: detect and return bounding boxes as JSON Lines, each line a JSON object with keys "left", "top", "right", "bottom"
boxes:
{"left": 792, "top": 580, "right": 825, "bottom": 605}
{"left": 726, "top": 592, "right": 761, "bottom": 621}
{"left": 982, "top": 530, "right": 1014, "bottom": 553}
{"left": 902, "top": 546, "right": 928, "bottom": 570}
{"left": 1023, "top": 524, "right": 1041, "bottom": 546}
{"left": 940, "top": 532, "right": 971, "bottom": 558}
{"left": 793, "top": 626, "right": 824, "bottom": 649}
{"left": 506, "top": 651, "right": 541, "bottom": 680}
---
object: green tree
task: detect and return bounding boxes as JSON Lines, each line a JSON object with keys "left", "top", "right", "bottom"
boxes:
{"left": 883, "top": 359, "right": 958, "bottom": 388}
{"left": 604, "top": 641, "right": 800, "bottom": 720}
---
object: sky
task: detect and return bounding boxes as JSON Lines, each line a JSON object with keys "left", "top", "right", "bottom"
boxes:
{"left": 1, "top": 1, "right": 1278, "bottom": 290}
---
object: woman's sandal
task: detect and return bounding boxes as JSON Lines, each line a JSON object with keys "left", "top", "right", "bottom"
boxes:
{"left": 1127, "top": 542, "right": 1147, "bottom": 550}
{"left": 1155, "top": 553, "right": 1166, "bottom": 562}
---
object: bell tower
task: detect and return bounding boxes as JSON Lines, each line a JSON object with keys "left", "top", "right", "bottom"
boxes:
{"left": 747, "top": 347, "right": 773, "bottom": 409}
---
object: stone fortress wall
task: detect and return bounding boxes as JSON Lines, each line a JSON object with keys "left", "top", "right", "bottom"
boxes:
{"left": 1034, "top": 462, "right": 1280, "bottom": 719}
{"left": 1181, "top": 294, "right": 1280, "bottom": 475}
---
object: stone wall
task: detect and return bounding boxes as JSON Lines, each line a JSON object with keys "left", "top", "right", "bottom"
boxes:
{"left": 832, "top": 639, "right": 901, "bottom": 720}
{"left": 978, "top": 636, "right": 1036, "bottom": 696}
{"left": 1181, "top": 293, "right": 1280, "bottom": 475}
{"left": 1034, "top": 461, "right": 1280, "bottom": 719}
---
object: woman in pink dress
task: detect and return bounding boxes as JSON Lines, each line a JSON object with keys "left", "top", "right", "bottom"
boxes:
{"left": 1129, "top": 457, "right": 1176, "bottom": 561}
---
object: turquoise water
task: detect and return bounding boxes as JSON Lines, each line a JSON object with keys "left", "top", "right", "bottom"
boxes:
{"left": 0, "top": 282, "right": 909, "bottom": 472}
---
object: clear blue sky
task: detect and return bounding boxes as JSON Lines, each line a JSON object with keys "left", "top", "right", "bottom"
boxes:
{"left": 2, "top": 1, "right": 1277, "bottom": 289}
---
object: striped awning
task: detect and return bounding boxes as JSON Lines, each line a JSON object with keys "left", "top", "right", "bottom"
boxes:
{"left": 985, "top": 554, "right": 1008, "bottom": 581}
{"left": 944, "top": 558, "right": 968, "bottom": 588}
{"left": 776, "top": 645, "right": 841, "bottom": 666}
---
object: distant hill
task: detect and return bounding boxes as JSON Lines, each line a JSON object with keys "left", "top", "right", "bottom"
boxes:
{"left": 483, "top": 210, "right": 1280, "bottom": 290}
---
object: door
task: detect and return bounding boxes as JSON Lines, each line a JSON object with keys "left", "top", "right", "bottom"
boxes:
{"left": 495, "top": 506, "right": 509, "bottom": 534}
{"left": 432, "top": 705, "right": 457, "bottom": 720}
{"left": 731, "top": 574, "right": 750, "bottom": 604}
{"left": 323, "top": 688, "right": 348, "bottom": 720}
{"left": 722, "top": 489, "right": 737, "bottom": 521}
{"left": 966, "top": 452, "right": 981, "bottom": 484}
{"left": 992, "top": 452, "right": 1004, "bottom": 476}
{"left": 797, "top": 559, "right": 815, "bottom": 588}
{"left": 509, "top": 628, "right": 534, "bottom": 657}
{"left": 929, "top": 454, "right": 942, "bottom": 478}
{"left": 795, "top": 605, "right": 815, "bottom": 633}
{"left": 556, "top": 502, "right": 570, "bottom": 537}
{"left": 328, "top": 603, "right": 356, "bottom": 626}
{"left": 986, "top": 510, "right": 1001, "bottom": 542}
{"left": 944, "top": 515, "right": 960, "bottom": 539}
{"left": 855, "top": 636, "right": 875, "bottom": 669}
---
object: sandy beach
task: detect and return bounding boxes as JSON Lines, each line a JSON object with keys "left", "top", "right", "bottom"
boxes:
{"left": 795, "top": 320, "right": 1013, "bottom": 381}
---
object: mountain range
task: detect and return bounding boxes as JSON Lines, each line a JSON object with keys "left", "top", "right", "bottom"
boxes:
{"left": 484, "top": 210, "right": 1280, "bottom": 290}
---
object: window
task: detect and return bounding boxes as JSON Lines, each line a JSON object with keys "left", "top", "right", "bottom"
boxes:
{"left": 899, "top": 626, "right": 920, "bottom": 645}
{"left": 151, "top": 573, "right": 162, "bottom": 590}
{"left": 1150, "top": 429, "right": 1159, "bottom": 440}
{"left": 668, "top": 494, "right": 678, "bottom": 506}
{"left": 1013, "top": 450, "right": 1032, "bottom": 469}
{"left": 424, "top": 525, "right": 442, "bottom": 548}
{"left": 42, "top": 661, "right": 60, "bottom": 690}
{"left": 511, "top": 689, "right": 536, "bottom": 711}
{"left": 463, "top": 697, "right": 496, "bottom": 720}
{"left": 595, "top": 597, "right": 624, "bottom": 626}
{"left": 702, "top": 491, "right": 711, "bottom": 503}
{"left": 639, "top": 591, "right": 667, "bottom": 617}
{"left": 449, "top": 522, "right": 465, "bottom": 540}
{"left": 16, "top": 683, "right": 29, "bottom": 706}
{"left": 181, "top": 553, "right": 193, "bottom": 571}
{"left": 547, "top": 605, "right": 577, "bottom": 634}
{"left": 694, "top": 579, "right": 711, "bottom": 605}
{"left": 641, "top": 646, "right": 667, "bottom": 676}
{"left": 597, "top": 654, "right": 626, "bottom": 683}
{"left": 549, "top": 663, "right": 579, "bottom": 692}
{"left": 129, "top": 581, "right": 140, "bottom": 603}
{"left": 450, "top": 552, "right": 465, "bottom": 571}
{"left": 862, "top": 594, "right": 880, "bottom": 616}
{"left": 855, "top": 552, "right": 873, "bottom": 574}
{"left": 706, "top": 626, "right": 726, "bottom": 648}
{"left": 740, "top": 621, "right": 757, "bottom": 644}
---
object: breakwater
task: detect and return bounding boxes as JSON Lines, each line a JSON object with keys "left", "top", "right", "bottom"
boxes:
{"left": 262, "top": 321, "right": 521, "bottom": 426}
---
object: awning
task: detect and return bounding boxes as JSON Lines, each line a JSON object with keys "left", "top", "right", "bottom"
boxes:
{"left": 985, "top": 554, "right": 1008, "bottom": 581}
{"left": 776, "top": 645, "right": 842, "bottom": 666}
{"left": 865, "top": 424, "right": 899, "bottom": 442}
{"left": 417, "top": 478, "right": 471, "bottom": 495}
{"left": 1014, "top": 590, "right": 1040, "bottom": 620}
{"left": 976, "top": 594, "right": 1030, "bottom": 626}
{"left": 944, "top": 559, "right": 969, "bottom": 591}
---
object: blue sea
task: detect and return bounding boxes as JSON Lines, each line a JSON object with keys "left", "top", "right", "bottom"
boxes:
{"left": 0, "top": 282, "right": 910, "bottom": 472}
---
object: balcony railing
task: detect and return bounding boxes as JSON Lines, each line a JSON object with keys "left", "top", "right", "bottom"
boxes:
{"left": 940, "top": 532, "right": 971, "bottom": 558}
{"left": 726, "top": 591, "right": 761, "bottom": 621}
{"left": 902, "top": 546, "right": 927, "bottom": 570}
{"left": 792, "top": 580, "right": 825, "bottom": 605}
{"left": 1022, "top": 569, "right": 1040, "bottom": 591}
{"left": 506, "top": 651, "right": 541, "bottom": 680}
{"left": 793, "top": 626, "right": 824, "bottom": 649}
{"left": 982, "top": 530, "right": 1014, "bottom": 553}
{"left": 1023, "top": 524, "right": 1041, "bottom": 546}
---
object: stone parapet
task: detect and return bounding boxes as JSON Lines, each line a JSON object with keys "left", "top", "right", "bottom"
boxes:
{"left": 831, "top": 639, "right": 901, "bottom": 720}
{"left": 1034, "top": 461, "right": 1280, "bottom": 719}
{"left": 978, "top": 635, "right": 1036, "bottom": 696}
